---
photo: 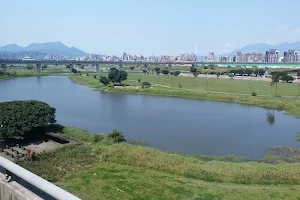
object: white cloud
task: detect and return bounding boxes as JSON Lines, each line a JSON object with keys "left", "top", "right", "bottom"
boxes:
{"left": 225, "top": 42, "right": 231, "bottom": 47}
{"left": 277, "top": 25, "right": 291, "bottom": 32}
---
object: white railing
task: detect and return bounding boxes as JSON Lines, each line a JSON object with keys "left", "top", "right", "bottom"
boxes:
{"left": 0, "top": 156, "right": 81, "bottom": 200}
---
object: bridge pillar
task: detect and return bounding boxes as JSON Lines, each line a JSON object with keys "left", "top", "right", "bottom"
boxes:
{"left": 70, "top": 64, "right": 73, "bottom": 71}
{"left": 96, "top": 64, "right": 99, "bottom": 73}
{"left": 227, "top": 66, "right": 231, "bottom": 73}
{"left": 36, "top": 64, "right": 41, "bottom": 73}
{"left": 1, "top": 64, "right": 7, "bottom": 73}
{"left": 144, "top": 64, "right": 149, "bottom": 71}
{"left": 265, "top": 67, "right": 269, "bottom": 74}
{"left": 168, "top": 64, "right": 172, "bottom": 71}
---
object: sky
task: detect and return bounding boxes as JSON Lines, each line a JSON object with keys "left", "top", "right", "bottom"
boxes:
{"left": 1, "top": 0, "right": 300, "bottom": 56}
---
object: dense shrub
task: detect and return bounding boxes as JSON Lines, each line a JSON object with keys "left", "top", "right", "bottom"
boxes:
{"left": 162, "top": 69, "right": 169, "bottom": 75}
{"left": 174, "top": 71, "right": 180, "bottom": 76}
{"left": 71, "top": 68, "right": 78, "bottom": 73}
{"left": 99, "top": 76, "right": 110, "bottom": 85}
{"left": 252, "top": 91, "right": 257, "bottom": 96}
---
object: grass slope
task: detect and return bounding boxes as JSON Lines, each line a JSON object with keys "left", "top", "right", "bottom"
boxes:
{"left": 18, "top": 126, "right": 300, "bottom": 200}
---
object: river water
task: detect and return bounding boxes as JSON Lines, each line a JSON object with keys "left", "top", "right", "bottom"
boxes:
{"left": 1, "top": 76, "right": 299, "bottom": 158}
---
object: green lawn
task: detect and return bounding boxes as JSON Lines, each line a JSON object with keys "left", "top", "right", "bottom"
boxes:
{"left": 124, "top": 73, "right": 300, "bottom": 97}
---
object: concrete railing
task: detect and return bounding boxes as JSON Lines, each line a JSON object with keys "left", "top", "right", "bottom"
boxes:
{"left": 0, "top": 156, "right": 81, "bottom": 200}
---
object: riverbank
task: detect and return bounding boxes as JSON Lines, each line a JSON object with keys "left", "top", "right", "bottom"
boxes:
{"left": 69, "top": 73, "right": 300, "bottom": 118}
{"left": 0, "top": 71, "right": 65, "bottom": 81}
{"left": 18, "top": 125, "right": 300, "bottom": 200}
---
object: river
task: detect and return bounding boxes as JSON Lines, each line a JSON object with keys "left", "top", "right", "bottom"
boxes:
{"left": 1, "top": 76, "right": 299, "bottom": 158}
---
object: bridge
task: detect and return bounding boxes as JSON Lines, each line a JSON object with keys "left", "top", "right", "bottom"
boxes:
{"left": 1, "top": 60, "right": 300, "bottom": 73}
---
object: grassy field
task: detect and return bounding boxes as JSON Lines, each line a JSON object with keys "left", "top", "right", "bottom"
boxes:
{"left": 18, "top": 126, "right": 300, "bottom": 200}
{"left": 69, "top": 72, "right": 300, "bottom": 97}
{"left": 69, "top": 73, "right": 300, "bottom": 118}
{"left": 124, "top": 73, "right": 300, "bottom": 97}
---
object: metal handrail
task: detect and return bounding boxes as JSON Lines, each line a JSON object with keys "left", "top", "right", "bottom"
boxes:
{"left": 0, "top": 156, "right": 81, "bottom": 200}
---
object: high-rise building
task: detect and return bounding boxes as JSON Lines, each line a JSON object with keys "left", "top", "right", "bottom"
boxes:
{"left": 283, "top": 50, "right": 299, "bottom": 63}
{"left": 236, "top": 52, "right": 263, "bottom": 63}
{"left": 264, "top": 49, "right": 280, "bottom": 63}
{"left": 207, "top": 52, "right": 214, "bottom": 62}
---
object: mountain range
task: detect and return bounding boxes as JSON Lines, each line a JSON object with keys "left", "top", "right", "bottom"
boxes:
{"left": 229, "top": 42, "right": 300, "bottom": 56}
{"left": 0, "top": 42, "right": 87, "bottom": 57}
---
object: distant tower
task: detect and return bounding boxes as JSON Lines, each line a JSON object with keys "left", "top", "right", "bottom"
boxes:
{"left": 194, "top": 44, "right": 199, "bottom": 55}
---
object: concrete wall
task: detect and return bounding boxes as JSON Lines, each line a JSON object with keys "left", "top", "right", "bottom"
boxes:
{"left": 0, "top": 172, "right": 42, "bottom": 200}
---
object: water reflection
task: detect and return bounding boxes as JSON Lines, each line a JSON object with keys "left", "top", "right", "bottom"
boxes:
{"left": 266, "top": 110, "right": 275, "bottom": 125}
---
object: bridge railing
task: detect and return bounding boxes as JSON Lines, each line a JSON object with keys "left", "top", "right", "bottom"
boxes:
{"left": 0, "top": 156, "right": 81, "bottom": 200}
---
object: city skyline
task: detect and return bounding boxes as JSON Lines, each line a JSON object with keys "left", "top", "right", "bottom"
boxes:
{"left": 2, "top": 0, "right": 300, "bottom": 56}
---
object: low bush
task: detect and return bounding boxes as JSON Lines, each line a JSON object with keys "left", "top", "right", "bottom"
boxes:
{"left": 252, "top": 91, "right": 257, "bottom": 96}
{"left": 94, "top": 134, "right": 105, "bottom": 143}
{"left": 142, "top": 81, "right": 151, "bottom": 88}
{"left": 108, "top": 130, "right": 126, "bottom": 143}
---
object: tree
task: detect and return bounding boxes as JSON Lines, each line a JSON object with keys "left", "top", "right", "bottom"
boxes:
{"left": 108, "top": 129, "right": 126, "bottom": 143}
{"left": 42, "top": 64, "right": 47, "bottom": 69}
{"left": 129, "top": 66, "right": 135, "bottom": 71}
{"left": 162, "top": 69, "right": 169, "bottom": 75}
{"left": 154, "top": 67, "right": 160, "bottom": 75}
{"left": 142, "top": 69, "right": 147, "bottom": 74}
{"left": 190, "top": 66, "right": 197, "bottom": 74}
{"left": 99, "top": 76, "right": 110, "bottom": 86}
{"left": 170, "top": 72, "right": 175, "bottom": 76}
{"left": 174, "top": 71, "right": 180, "bottom": 76}
{"left": 270, "top": 72, "right": 281, "bottom": 96}
{"left": 0, "top": 101, "right": 56, "bottom": 139}
{"left": 108, "top": 68, "right": 128, "bottom": 83}
{"left": 281, "top": 74, "right": 294, "bottom": 83}
{"left": 297, "top": 72, "right": 300, "bottom": 77}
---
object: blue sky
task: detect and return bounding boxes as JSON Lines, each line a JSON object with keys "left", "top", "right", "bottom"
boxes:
{"left": 1, "top": 0, "right": 300, "bottom": 56}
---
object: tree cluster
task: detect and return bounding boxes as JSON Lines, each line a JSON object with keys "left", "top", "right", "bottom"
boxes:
{"left": 0, "top": 101, "right": 56, "bottom": 139}
{"left": 108, "top": 68, "right": 128, "bottom": 83}
{"left": 270, "top": 71, "right": 294, "bottom": 83}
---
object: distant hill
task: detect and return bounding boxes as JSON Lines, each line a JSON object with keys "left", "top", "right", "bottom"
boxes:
{"left": 229, "top": 42, "right": 300, "bottom": 56}
{"left": 0, "top": 42, "right": 87, "bottom": 57}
